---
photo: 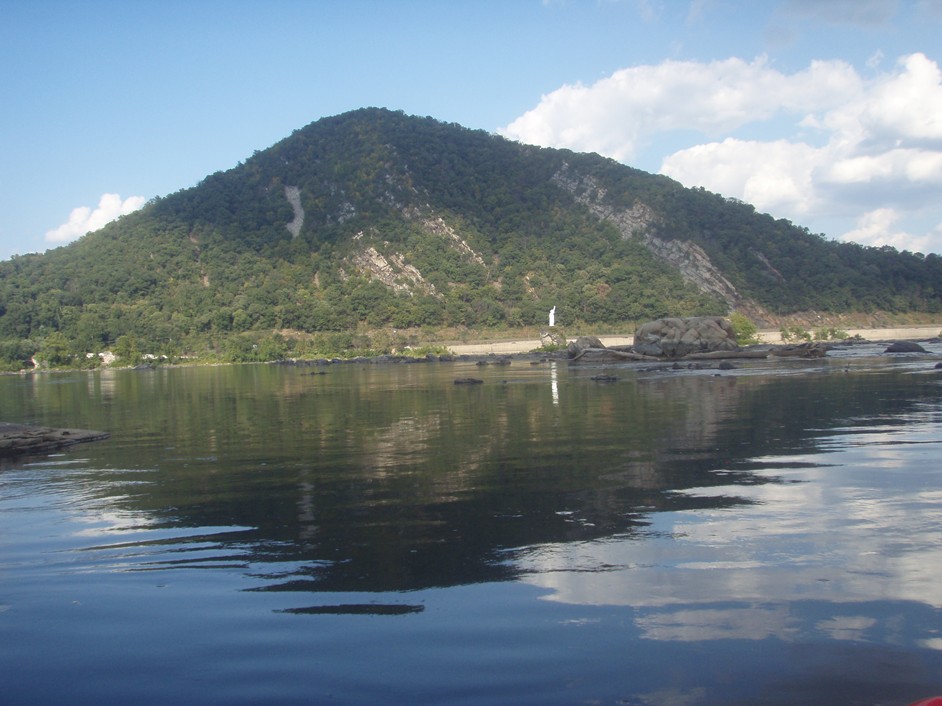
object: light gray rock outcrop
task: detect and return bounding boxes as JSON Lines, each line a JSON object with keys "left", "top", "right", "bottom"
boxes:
{"left": 633, "top": 316, "right": 739, "bottom": 358}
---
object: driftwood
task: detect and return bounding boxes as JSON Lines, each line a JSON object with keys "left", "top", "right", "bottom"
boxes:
{"left": 571, "top": 347, "right": 768, "bottom": 363}
{"left": 683, "top": 349, "right": 769, "bottom": 360}
{"left": 571, "top": 347, "right": 660, "bottom": 362}
{"left": 770, "top": 343, "right": 829, "bottom": 358}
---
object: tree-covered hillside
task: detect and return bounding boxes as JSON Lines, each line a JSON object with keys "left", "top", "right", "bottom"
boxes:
{"left": 1, "top": 108, "right": 940, "bottom": 369}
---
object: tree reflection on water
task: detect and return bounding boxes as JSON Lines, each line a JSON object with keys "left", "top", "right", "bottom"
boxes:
{"left": 4, "top": 358, "right": 939, "bottom": 595}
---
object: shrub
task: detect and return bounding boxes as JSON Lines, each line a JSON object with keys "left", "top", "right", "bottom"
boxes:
{"left": 780, "top": 326, "right": 812, "bottom": 342}
{"left": 404, "top": 345, "right": 452, "bottom": 357}
{"left": 814, "top": 327, "right": 849, "bottom": 341}
{"left": 0, "top": 338, "right": 37, "bottom": 371}
{"left": 729, "top": 312, "right": 761, "bottom": 345}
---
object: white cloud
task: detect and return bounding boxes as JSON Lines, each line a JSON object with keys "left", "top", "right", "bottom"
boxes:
{"left": 840, "top": 208, "right": 932, "bottom": 251}
{"left": 661, "top": 138, "right": 821, "bottom": 216}
{"left": 501, "top": 52, "right": 942, "bottom": 254}
{"left": 823, "top": 148, "right": 942, "bottom": 184}
{"left": 860, "top": 52, "right": 942, "bottom": 146}
{"left": 45, "top": 193, "right": 146, "bottom": 245}
{"left": 500, "top": 56, "right": 860, "bottom": 162}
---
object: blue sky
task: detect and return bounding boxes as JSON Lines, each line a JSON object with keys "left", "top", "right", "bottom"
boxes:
{"left": 2, "top": 0, "right": 941, "bottom": 261}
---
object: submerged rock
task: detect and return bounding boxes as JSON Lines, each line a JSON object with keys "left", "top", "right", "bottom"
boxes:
{"left": 0, "top": 422, "right": 109, "bottom": 458}
{"left": 885, "top": 340, "right": 927, "bottom": 353}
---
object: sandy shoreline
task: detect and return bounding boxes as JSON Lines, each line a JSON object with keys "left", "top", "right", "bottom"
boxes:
{"left": 447, "top": 325, "right": 942, "bottom": 356}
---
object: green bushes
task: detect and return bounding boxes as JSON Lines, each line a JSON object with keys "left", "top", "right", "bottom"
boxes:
{"left": 780, "top": 326, "right": 812, "bottom": 342}
{"left": 0, "top": 338, "right": 37, "bottom": 371}
{"left": 780, "top": 326, "right": 848, "bottom": 342}
{"left": 729, "top": 312, "right": 761, "bottom": 345}
{"left": 815, "top": 327, "right": 849, "bottom": 341}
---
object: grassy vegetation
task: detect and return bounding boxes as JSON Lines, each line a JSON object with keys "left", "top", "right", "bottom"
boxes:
{"left": 729, "top": 312, "right": 761, "bottom": 345}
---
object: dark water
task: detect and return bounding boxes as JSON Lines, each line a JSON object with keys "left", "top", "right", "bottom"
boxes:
{"left": 2, "top": 346, "right": 942, "bottom": 705}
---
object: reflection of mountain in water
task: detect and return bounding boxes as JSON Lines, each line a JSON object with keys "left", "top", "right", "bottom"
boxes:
{"left": 16, "top": 364, "right": 940, "bottom": 593}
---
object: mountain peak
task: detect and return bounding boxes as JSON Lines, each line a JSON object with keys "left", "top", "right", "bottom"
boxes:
{"left": 1, "top": 109, "right": 939, "bottom": 365}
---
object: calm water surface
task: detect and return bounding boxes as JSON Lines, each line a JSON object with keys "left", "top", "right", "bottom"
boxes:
{"left": 2, "top": 346, "right": 942, "bottom": 705}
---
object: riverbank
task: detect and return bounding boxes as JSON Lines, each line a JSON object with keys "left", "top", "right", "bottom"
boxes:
{"left": 447, "top": 325, "right": 942, "bottom": 356}
{"left": 6, "top": 324, "right": 940, "bottom": 374}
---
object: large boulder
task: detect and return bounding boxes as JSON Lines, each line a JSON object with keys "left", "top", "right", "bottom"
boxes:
{"left": 567, "top": 335, "right": 604, "bottom": 358}
{"left": 633, "top": 316, "right": 739, "bottom": 358}
{"left": 885, "top": 340, "right": 927, "bottom": 353}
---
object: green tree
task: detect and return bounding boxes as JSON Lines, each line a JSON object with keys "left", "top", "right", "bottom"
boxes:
{"left": 113, "top": 335, "right": 142, "bottom": 365}
{"left": 38, "top": 332, "right": 71, "bottom": 367}
{"left": 729, "top": 312, "right": 761, "bottom": 345}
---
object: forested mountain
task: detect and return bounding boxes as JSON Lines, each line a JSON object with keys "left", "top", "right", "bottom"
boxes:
{"left": 2, "top": 108, "right": 940, "bottom": 367}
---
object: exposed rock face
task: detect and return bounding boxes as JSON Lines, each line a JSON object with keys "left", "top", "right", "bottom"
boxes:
{"left": 633, "top": 316, "right": 739, "bottom": 358}
{"left": 349, "top": 243, "right": 439, "bottom": 298}
{"left": 344, "top": 210, "right": 489, "bottom": 298}
{"left": 640, "top": 237, "right": 740, "bottom": 307}
{"left": 552, "top": 165, "right": 742, "bottom": 308}
{"left": 418, "top": 214, "right": 486, "bottom": 267}
{"left": 284, "top": 185, "right": 304, "bottom": 238}
{"left": 752, "top": 250, "right": 785, "bottom": 283}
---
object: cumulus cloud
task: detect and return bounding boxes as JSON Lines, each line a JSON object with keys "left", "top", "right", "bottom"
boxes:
{"left": 500, "top": 52, "right": 942, "bottom": 254}
{"left": 661, "top": 138, "right": 821, "bottom": 217}
{"left": 859, "top": 52, "right": 942, "bottom": 147}
{"left": 45, "top": 193, "right": 146, "bottom": 245}
{"left": 840, "top": 208, "right": 932, "bottom": 251}
{"left": 500, "top": 55, "right": 860, "bottom": 162}
{"left": 501, "top": 57, "right": 859, "bottom": 161}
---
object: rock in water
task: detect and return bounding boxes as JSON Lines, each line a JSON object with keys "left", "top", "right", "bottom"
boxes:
{"left": 0, "top": 422, "right": 109, "bottom": 458}
{"left": 567, "top": 336, "right": 604, "bottom": 358}
{"left": 633, "top": 316, "right": 739, "bottom": 358}
{"left": 885, "top": 341, "right": 927, "bottom": 353}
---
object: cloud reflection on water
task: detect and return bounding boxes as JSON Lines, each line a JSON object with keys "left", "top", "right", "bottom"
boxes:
{"left": 520, "top": 415, "right": 942, "bottom": 646}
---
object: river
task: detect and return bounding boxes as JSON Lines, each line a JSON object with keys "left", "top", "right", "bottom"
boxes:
{"left": 2, "top": 344, "right": 941, "bottom": 705}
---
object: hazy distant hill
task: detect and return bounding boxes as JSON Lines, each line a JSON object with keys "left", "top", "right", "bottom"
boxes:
{"left": 1, "top": 108, "right": 940, "bottom": 366}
